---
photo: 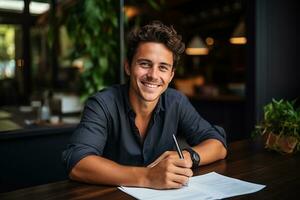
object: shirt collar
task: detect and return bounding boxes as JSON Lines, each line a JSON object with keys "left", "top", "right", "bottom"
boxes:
{"left": 154, "top": 95, "right": 165, "bottom": 114}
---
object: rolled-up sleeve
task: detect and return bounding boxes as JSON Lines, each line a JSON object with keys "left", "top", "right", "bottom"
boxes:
{"left": 62, "top": 96, "right": 110, "bottom": 174}
{"left": 178, "top": 95, "right": 227, "bottom": 148}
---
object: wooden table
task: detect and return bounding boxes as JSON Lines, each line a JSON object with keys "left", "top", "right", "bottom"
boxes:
{"left": 1, "top": 139, "right": 300, "bottom": 199}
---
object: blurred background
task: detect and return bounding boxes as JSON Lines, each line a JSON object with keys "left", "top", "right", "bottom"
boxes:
{"left": 0, "top": 0, "right": 299, "bottom": 141}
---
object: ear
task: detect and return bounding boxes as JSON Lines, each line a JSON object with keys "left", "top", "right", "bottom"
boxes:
{"left": 124, "top": 60, "right": 130, "bottom": 76}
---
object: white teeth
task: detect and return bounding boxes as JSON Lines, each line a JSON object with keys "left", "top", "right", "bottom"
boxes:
{"left": 144, "top": 83, "right": 158, "bottom": 88}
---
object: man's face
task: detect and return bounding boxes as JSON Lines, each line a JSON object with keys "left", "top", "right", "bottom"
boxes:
{"left": 125, "top": 42, "right": 174, "bottom": 103}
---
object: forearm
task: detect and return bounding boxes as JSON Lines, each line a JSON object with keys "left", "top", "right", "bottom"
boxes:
{"left": 192, "top": 139, "right": 227, "bottom": 166}
{"left": 69, "top": 155, "right": 148, "bottom": 187}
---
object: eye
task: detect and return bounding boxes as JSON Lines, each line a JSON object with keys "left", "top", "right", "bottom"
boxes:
{"left": 159, "top": 65, "right": 169, "bottom": 72}
{"left": 138, "top": 62, "right": 151, "bottom": 68}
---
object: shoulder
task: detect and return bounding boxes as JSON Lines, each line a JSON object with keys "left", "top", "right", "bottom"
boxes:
{"left": 163, "top": 87, "right": 189, "bottom": 103}
{"left": 161, "top": 88, "right": 190, "bottom": 111}
{"left": 86, "top": 84, "right": 123, "bottom": 112}
{"left": 93, "top": 84, "right": 122, "bottom": 102}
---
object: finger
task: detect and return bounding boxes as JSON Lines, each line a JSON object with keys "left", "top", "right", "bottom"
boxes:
{"left": 171, "top": 165, "right": 193, "bottom": 177}
{"left": 147, "top": 156, "right": 166, "bottom": 168}
{"left": 165, "top": 180, "right": 183, "bottom": 189}
{"left": 164, "top": 159, "right": 193, "bottom": 177}
{"left": 167, "top": 151, "right": 184, "bottom": 159}
{"left": 173, "top": 158, "right": 193, "bottom": 169}
{"left": 147, "top": 161, "right": 157, "bottom": 168}
{"left": 184, "top": 158, "right": 193, "bottom": 168}
{"left": 160, "top": 180, "right": 183, "bottom": 189}
{"left": 170, "top": 173, "right": 190, "bottom": 186}
{"left": 183, "top": 151, "right": 192, "bottom": 161}
{"left": 147, "top": 151, "right": 173, "bottom": 168}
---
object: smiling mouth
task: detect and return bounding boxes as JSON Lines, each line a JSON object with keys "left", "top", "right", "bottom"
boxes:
{"left": 141, "top": 81, "right": 161, "bottom": 88}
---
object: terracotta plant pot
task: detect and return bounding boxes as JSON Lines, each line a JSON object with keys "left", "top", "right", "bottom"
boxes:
{"left": 265, "top": 132, "right": 298, "bottom": 154}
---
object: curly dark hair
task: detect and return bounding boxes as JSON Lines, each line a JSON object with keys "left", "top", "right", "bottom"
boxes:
{"left": 126, "top": 21, "right": 185, "bottom": 68}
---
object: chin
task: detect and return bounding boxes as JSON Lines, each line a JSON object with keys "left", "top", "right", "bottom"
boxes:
{"left": 140, "top": 93, "right": 160, "bottom": 102}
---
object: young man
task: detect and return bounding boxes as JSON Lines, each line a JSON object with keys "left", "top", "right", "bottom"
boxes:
{"left": 62, "top": 21, "right": 227, "bottom": 189}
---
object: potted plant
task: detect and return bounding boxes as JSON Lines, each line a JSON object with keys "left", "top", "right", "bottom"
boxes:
{"left": 253, "top": 99, "right": 300, "bottom": 154}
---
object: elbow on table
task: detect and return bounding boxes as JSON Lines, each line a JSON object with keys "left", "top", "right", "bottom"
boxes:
{"left": 68, "top": 159, "right": 88, "bottom": 182}
{"left": 69, "top": 166, "right": 80, "bottom": 181}
{"left": 220, "top": 144, "right": 227, "bottom": 159}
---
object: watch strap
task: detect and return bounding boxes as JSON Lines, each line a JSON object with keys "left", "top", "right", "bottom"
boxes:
{"left": 183, "top": 147, "right": 200, "bottom": 168}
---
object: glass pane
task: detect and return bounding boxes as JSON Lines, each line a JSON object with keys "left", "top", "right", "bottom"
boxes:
{"left": 0, "top": 0, "right": 50, "bottom": 15}
{"left": 30, "top": 25, "right": 51, "bottom": 92}
{"left": 0, "top": 0, "right": 24, "bottom": 13}
{"left": 0, "top": 24, "right": 22, "bottom": 105}
{"left": 57, "top": 25, "right": 81, "bottom": 93}
{"left": 0, "top": 25, "right": 16, "bottom": 79}
{"left": 29, "top": 0, "right": 50, "bottom": 15}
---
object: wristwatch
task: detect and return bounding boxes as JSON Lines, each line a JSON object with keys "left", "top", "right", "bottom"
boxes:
{"left": 184, "top": 148, "right": 200, "bottom": 168}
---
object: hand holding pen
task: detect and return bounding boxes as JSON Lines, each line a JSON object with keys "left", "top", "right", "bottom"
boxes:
{"left": 173, "top": 134, "right": 189, "bottom": 186}
{"left": 145, "top": 135, "right": 193, "bottom": 189}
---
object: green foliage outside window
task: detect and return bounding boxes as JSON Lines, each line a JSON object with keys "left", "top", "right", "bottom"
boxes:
{"left": 59, "top": 0, "right": 163, "bottom": 102}
{"left": 63, "top": 0, "right": 120, "bottom": 101}
{"left": 0, "top": 25, "right": 15, "bottom": 79}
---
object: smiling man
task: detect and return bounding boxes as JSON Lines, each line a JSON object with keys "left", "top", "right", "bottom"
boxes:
{"left": 62, "top": 21, "right": 227, "bottom": 189}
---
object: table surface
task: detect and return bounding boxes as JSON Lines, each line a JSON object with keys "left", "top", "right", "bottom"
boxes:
{"left": 1, "top": 139, "right": 300, "bottom": 200}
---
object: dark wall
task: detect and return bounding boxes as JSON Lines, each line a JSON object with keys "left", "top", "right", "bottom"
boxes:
{"left": 190, "top": 99, "right": 245, "bottom": 142}
{"left": 246, "top": 0, "right": 300, "bottom": 135}
{"left": 255, "top": 0, "right": 300, "bottom": 121}
{"left": 0, "top": 127, "right": 74, "bottom": 193}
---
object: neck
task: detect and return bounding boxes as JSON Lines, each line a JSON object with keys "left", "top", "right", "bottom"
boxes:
{"left": 129, "top": 91, "right": 158, "bottom": 118}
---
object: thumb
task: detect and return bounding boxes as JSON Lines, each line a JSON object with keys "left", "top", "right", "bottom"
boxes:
{"left": 147, "top": 151, "right": 173, "bottom": 168}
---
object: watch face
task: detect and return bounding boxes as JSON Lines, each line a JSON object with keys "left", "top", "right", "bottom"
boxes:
{"left": 193, "top": 153, "right": 200, "bottom": 162}
{"left": 184, "top": 148, "right": 200, "bottom": 167}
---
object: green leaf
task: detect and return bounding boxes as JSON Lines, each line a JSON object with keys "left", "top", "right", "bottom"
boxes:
{"left": 147, "top": 0, "right": 160, "bottom": 10}
{"left": 99, "top": 57, "right": 108, "bottom": 71}
{"left": 254, "top": 98, "right": 300, "bottom": 152}
{"left": 61, "top": 0, "right": 159, "bottom": 102}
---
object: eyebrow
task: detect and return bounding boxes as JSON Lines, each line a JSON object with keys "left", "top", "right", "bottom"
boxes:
{"left": 160, "top": 62, "right": 173, "bottom": 68}
{"left": 136, "top": 58, "right": 173, "bottom": 68}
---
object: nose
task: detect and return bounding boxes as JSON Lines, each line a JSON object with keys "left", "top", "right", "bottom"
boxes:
{"left": 147, "top": 66, "right": 159, "bottom": 79}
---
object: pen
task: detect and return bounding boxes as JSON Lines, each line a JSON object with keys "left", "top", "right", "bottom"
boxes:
{"left": 173, "top": 134, "right": 189, "bottom": 186}
{"left": 172, "top": 134, "right": 184, "bottom": 159}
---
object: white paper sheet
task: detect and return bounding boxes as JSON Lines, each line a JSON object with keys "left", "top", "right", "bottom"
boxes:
{"left": 118, "top": 172, "right": 265, "bottom": 200}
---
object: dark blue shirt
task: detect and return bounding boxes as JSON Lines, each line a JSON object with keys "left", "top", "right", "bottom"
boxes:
{"left": 62, "top": 84, "right": 226, "bottom": 173}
